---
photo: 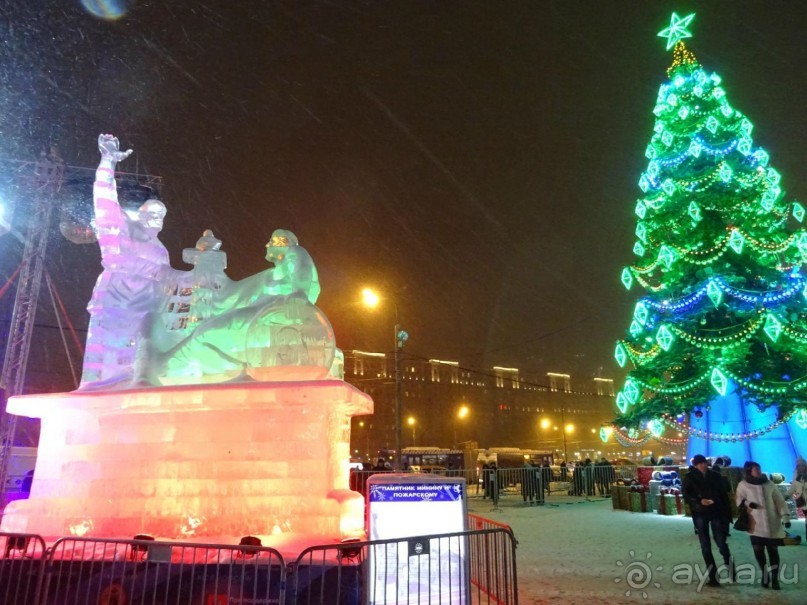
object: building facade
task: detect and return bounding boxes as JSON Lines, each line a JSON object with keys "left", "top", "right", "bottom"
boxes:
{"left": 344, "top": 350, "right": 632, "bottom": 464}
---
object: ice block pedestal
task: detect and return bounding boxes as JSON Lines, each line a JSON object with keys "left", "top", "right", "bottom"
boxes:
{"left": 0, "top": 379, "right": 372, "bottom": 543}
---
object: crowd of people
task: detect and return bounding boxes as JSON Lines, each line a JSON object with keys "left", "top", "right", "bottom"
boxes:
{"left": 682, "top": 454, "right": 805, "bottom": 590}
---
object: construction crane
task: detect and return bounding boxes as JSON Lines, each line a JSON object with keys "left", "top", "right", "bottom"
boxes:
{"left": 0, "top": 150, "right": 162, "bottom": 497}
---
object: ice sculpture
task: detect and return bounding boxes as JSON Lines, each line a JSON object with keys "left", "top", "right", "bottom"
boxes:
{"left": 0, "top": 135, "right": 370, "bottom": 546}
{"left": 80, "top": 134, "right": 184, "bottom": 386}
{"left": 81, "top": 135, "right": 334, "bottom": 389}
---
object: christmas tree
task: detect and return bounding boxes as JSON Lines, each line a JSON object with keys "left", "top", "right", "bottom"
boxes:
{"left": 610, "top": 13, "right": 807, "bottom": 471}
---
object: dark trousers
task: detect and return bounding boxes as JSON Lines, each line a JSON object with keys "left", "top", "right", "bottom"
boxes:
{"left": 693, "top": 514, "right": 731, "bottom": 579}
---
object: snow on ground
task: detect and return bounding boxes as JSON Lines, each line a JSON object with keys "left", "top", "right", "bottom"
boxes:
{"left": 467, "top": 493, "right": 806, "bottom": 605}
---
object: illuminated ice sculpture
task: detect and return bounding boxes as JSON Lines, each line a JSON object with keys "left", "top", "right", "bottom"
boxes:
{"left": 0, "top": 135, "right": 370, "bottom": 544}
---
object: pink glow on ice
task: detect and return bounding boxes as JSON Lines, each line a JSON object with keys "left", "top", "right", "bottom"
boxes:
{"left": 1, "top": 378, "right": 372, "bottom": 548}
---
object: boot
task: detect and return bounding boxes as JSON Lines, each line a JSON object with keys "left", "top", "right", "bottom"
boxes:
{"left": 724, "top": 558, "right": 736, "bottom": 583}
{"left": 771, "top": 566, "right": 780, "bottom": 590}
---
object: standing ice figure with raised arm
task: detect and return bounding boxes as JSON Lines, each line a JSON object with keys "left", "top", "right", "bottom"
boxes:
{"left": 80, "top": 134, "right": 183, "bottom": 387}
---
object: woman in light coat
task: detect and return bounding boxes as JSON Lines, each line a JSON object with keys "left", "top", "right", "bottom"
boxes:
{"left": 785, "top": 456, "right": 807, "bottom": 541}
{"left": 736, "top": 461, "right": 790, "bottom": 590}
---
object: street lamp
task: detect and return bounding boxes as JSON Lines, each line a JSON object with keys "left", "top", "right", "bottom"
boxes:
{"left": 361, "top": 287, "right": 408, "bottom": 470}
{"left": 454, "top": 404, "right": 469, "bottom": 447}
{"left": 539, "top": 414, "right": 571, "bottom": 463}
{"left": 563, "top": 420, "right": 574, "bottom": 464}
{"left": 408, "top": 416, "right": 416, "bottom": 446}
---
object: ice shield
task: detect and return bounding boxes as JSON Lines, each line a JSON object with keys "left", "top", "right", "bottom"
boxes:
{"left": 366, "top": 474, "right": 469, "bottom": 604}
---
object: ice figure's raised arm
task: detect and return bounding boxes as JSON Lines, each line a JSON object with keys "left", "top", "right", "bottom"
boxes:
{"left": 93, "top": 134, "right": 133, "bottom": 256}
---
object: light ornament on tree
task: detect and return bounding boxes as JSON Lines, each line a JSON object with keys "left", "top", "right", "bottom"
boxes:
{"left": 615, "top": 342, "right": 628, "bottom": 368}
{"left": 754, "top": 149, "right": 770, "bottom": 166}
{"left": 720, "top": 104, "right": 733, "bottom": 118}
{"left": 635, "top": 200, "right": 647, "bottom": 219}
{"left": 636, "top": 223, "right": 647, "bottom": 242}
{"left": 600, "top": 426, "right": 613, "bottom": 443}
{"left": 688, "top": 201, "right": 702, "bottom": 221}
{"left": 718, "top": 164, "right": 732, "bottom": 183}
{"left": 621, "top": 267, "right": 634, "bottom": 290}
{"left": 616, "top": 392, "right": 630, "bottom": 414}
{"left": 792, "top": 202, "right": 805, "bottom": 223}
{"left": 688, "top": 140, "right": 702, "bottom": 158}
{"left": 633, "top": 242, "right": 646, "bottom": 256}
{"left": 740, "top": 118, "right": 753, "bottom": 136}
{"left": 656, "top": 325, "right": 674, "bottom": 351}
{"left": 706, "top": 280, "right": 722, "bottom": 307}
{"left": 763, "top": 314, "right": 783, "bottom": 342}
{"left": 795, "top": 409, "right": 807, "bottom": 430}
{"left": 706, "top": 115, "right": 719, "bottom": 134}
{"left": 658, "top": 12, "right": 696, "bottom": 50}
{"left": 710, "top": 367, "right": 728, "bottom": 396}
{"left": 623, "top": 378, "right": 640, "bottom": 404}
{"left": 657, "top": 245, "right": 676, "bottom": 269}
{"left": 646, "top": 419, "right": 664, "bottom": 439}
{"left": 728, "top": 229, "right": 745, "bottom": 253}
{"left": 661, "top": 130, "right": 674, "bottom": 147}
{"left": 678, "top": 105, "right": 690, "bottom": 120}
{"left": 661, "top": 179, "right": 676, "bottom": 196}
{"left": 629, "top": 319, "right": 643, "bottom": 338}
{"left": 761, "top": 190, "right": 776, "bottom": 212}
{"left": 634, "top": 301, "right": 649, "bottom": 325}
{"left": 796, "top": 232, "right": 807, "bottom": 258}
{"left": 737, "top": 137, "right": 752, "bottom": 156}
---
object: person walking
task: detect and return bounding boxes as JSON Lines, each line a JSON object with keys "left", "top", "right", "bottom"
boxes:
{"left": 785, "top": 456, "right": 806, "bottom": 542}
{"left": 521, "top": 461, "right": 537, "bottom": 505}
{"left": 682, "top": 454, "right": 734, "bottom": 587}
{"left": 541, "top": 461, "right": 553, "bottom": 497}
{"left": 736, "top": 461, "right": 791, "bottom": 589}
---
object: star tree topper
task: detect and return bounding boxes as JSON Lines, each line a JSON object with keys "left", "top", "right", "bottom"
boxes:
{"left": 658, "top": 12, "right": 695, "bottom": 50}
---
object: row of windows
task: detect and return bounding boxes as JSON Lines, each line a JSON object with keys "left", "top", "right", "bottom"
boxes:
{"left": 349, "top": 354, "right": 614, "bottom": 396}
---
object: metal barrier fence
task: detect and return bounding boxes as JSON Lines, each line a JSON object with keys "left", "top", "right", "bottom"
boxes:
{"left": 289, "top": 527, "right": 517, "bottom": 605}
{"left": 350, "top": 466, "right": 638, "bottom": 506}
{"left": 0, "top": 532, "right": 48, "bottom": 605}
{"left": 0, "top": 525, "right": 517, "bottom": 604}
{"left": 43, "top": 536, "right": 286, "bottom": 605}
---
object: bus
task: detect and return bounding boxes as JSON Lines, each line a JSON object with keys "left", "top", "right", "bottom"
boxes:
{"left": 400, "top": 447, "right": 464, "bottom": 472}
{"left": 476, "top": 447, "right": 554, "bottom": 469}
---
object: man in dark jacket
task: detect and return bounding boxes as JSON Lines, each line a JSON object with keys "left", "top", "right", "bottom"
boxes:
{"left": 682, "top": 454, "right": 734, "bottom": 587}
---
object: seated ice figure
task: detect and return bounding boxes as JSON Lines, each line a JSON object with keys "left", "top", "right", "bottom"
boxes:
{"left": 132, "top": 228, "right": 336, "bottom": 386}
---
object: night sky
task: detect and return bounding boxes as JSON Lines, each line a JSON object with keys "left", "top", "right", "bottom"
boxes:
{"left": 4, "top": 1, "right": 807, "bottom": 391}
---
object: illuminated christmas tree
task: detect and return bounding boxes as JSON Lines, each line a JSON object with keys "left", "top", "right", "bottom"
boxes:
{"left": 610, "top": 13, "right": 807, "bottom": 470}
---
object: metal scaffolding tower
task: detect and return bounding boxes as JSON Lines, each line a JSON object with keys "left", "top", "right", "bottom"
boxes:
{"left": 0, "top": 152, "right": 162, "bottom": 496}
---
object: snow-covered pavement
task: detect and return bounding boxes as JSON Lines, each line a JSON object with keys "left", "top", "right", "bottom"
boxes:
{"left": 468, "top": 494, "right": 806, "bottom": 604}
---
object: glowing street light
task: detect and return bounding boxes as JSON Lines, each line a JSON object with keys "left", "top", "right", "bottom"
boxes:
{"left": 361, "top": 288, "right": 380, "bottom": 308}
{"left": 454, "top": 404, "right": 470, "bottom": 446}
{"left": 407, "top": 416, "right": 416, "bottom": 446}
{"left": 361, "top": 287, "right": 408, "bottom": 469}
